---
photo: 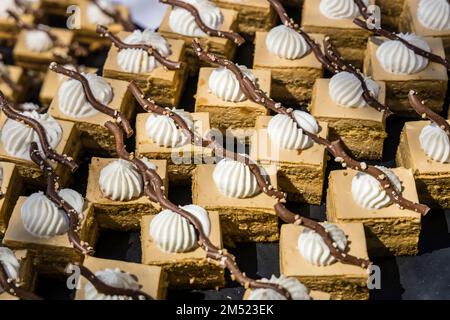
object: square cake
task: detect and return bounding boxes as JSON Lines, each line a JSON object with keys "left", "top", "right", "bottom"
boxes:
{"left": 3, "top": 195, "right": 97, "bottom": 275}
{"left": 280, "top": 223, "right": 369, "bottom": 300}
{"left": 192, "top": 163, "right": 278, "bottom": 243}
{"left": 195, "top": 67, "right": 271, "bottom": 143}
{"left": 135, "top": 111, "right": 213, "bottom": 185}
{"left": 0, "top": 113, "right": 81, "bottom": 187}
{"left": 158, "top": 5, "right": 239, "bottom": 74}
{"left": 253, "top": 31, "right": 324, "bottom": 105}
{"left": 364, "top": 36, "right": 448, "bottom": 116}
{"left": 86, "top": 157, "right": 168, "bottom": 231}
{"left": 48, "top": 74, "right": 135, "bottom": 155}
{"left": 327, "top": 168, "right": 422, "bottom": 256}
{"left": 250, "top": 116, "right": 328, "bottom": 204}
{"left": 141, "top": 211, "right": 225, "bottom": 289}
{"left": 102, "top": 31, "right": 187, "bottom": 107}
{"left": 301, "top": 0, "right": 375, "bottom": 67}
{"left": 309, "top": 78, "right": 387, "bottom": 160}
{"left": 396, "top": 120, "right": 450, "bottom": 208}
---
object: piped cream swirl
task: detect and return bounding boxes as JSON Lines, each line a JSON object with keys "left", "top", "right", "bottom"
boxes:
{"left": 419, "top": 123, "right": 450, "bottom": 163}
{"left": 417, "top": 0, "right": 450, "bottom": 31}
{"left": 208, "top": 65, "right": 256, "bottom": 102}
{"left": 265, "top": 25, "right": 310, "bottom": 60}
{"left": 84, "top": 268, "right": 141, "bottom": 300}
{"left": 319, "top": 0, "right": 368, "bottom": 20}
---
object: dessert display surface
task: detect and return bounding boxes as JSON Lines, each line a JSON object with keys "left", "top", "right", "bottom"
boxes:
{"left": 1, "top": 0, "right": 450, "bottom": 302}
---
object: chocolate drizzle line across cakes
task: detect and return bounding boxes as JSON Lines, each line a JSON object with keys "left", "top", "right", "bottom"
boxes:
{"left": 0, "top": 263, "right": 42, "bottom": 300}
{"left": 68, "top": 263, "right": 153, "bottom": 300}
{"left": 128, "top": 83, "right": 370, "bottom": 269}
{"left": 96, "top": 25, "right": 182, "bottom": 71}
{"left": 159, "top": 0, "right": 245, "bottom": 46}
{"left": 89, "top": 0, "right": 135, "bottom": 31}
{"left": 106, "top": 120, "right": 292, "bottom": 300}
{"left": 29, "top": 142, "right": 93, "bottom": 255}
{"left": 353, "top": 18, "right": 450, "bottom": 70}
{"left": 49, "top": 62, "right": 134, "bottom": 138}
{"left": 192, "top": 41, "right": 431, "bottom": 220}
{"left": 409, "top": 90, "right": 450, "bottom": 137}
{"left": 268, "top": 0, "right": 391, "bottom": 116}
{"left": 0, "top": 92, "right": 79, "bottom": 172}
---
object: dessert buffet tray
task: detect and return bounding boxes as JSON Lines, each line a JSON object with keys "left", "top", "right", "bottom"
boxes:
{"left": 0, "top": 0, "right": 450, "bottom": 301}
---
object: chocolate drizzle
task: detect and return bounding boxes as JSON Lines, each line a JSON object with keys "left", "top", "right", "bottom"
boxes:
{"left": 192, "top": 40, "right": 431, "bottom": 219}
{"left": 409, "top": 90, "right": 450, "bottom": 137}
{"left": 128, "top": 82, "right": 371, "bottom": 269}
{"left": 0, "top": 263, "right": 42, "bottom": 300}
{"left": 49, "top": 62, "right": 134, "bottom": 138}
{"left": 353, "top": 0, "right": 370, "bottom": 20}
{"left": 159, "top": 0, "right": 245, "bottom": 46}
{"left": 267, "top": 0, "right": 391, "bottom": 116}
{"left": 69, "top": 263, "right": 153, "bottom": 300}
{"left": 105, "top": 120, "right": 292, "bottom": 300}
{"left": 96, "top": 24, "right": 182, "bottom": 71}
{"left": 29, "top": 143, "right": 93, "bottom": 255}
{"left": 0, "top": 92, "right": 78, "bottom": 172}
{"left": 89, "top": 0, "right": 135, "bottom": 31}
{"left": 353, "top": 18, "right": 450, "bottom": 70}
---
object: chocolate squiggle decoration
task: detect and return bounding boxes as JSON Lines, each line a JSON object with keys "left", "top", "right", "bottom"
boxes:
{"left": 29, "top": 143, "right": 93, "bottom": 254}
{"left": 68, "top": 263, "right": 153, "bottom": 300}
{"left": 353, "top": 0, "right": 371, "bottom": 20}
{"left": 89, "top": 0, "right": 135, "bottom": 31}
{"left": 268, "top": 0, "right": 392, "bottom": 116}
{"left": 49, "top": 62, "right": 134, "bottom": 138}
{"left": 409, "top": 91, "right": 450, "bottom": 137}
{"left": 192, "top": 40, "right": 431, "bottom": 219}
{"left": 128, "top": 82, "right": 371, "bottom": 269}
{"left": 0, "top": 263, "right": 42, "bottom": 300}
{"left": 159, "top": 0, "right": 245, "bottom": 46}
{"left": 96, "top": 25, "right": 182, "bottom": 71}
{"left": 353, "top": 18, "right": 450, "bottom": 70}
{"left": 105, "top": 120, "right": 292, "bottom": 299}
{"left": 0, "top": 92, "right": 78, "bottom": 172}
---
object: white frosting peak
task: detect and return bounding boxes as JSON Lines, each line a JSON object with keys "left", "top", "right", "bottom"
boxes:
{"left": 247, "top": 275, "right": 311, "bottom": 300}
{"left": 212, "top": 158, "right": 260, "bottom": 199}
{"left": 267, "top": 110, "right": 319, "bottom": 150}
{"left": 0, "top": 247, "right": 20, "bottom": 292}
{"left": 21, "top": 192, "right": 70, "bottom": 238}
{"left": 419, "top": 123, "right": 450, "bottom": 163}
{"left": 58, "top": 188, "right": 85, "bottom": 215}
{"left": 418, "top": 0, "right": 450, "bottom": 31}
{"left": 58, "top": 73, "right": 113, "bottom": 118}
{"left": 87, "top": 0, "right": 115, "bottom": 25}
{"left": 145, "top": 109, "right": 193, "bottom": 148}
{"left": 117, "top": 29, "right": 171, "bottom": 73}
{"left": 25, "top": 30, "right": 53, "bottom": 52}
{"left": 376, "top": 33, "right": 430, "bottom": 75}
{"left": 329, "top": 72, "right": 380, "bottom": 108}
{"left": 99, "top": 159, "right": 143, "bottom": 201}
{"left": 208, "top": 65, "right": 256, "bottom": 102}
{"left": 168, "top": 0, "right": 223, "bottom": 37}
{"left": 351, "top": 166, "right": 402, "bottom": 210}
{"left": 265, "top": 25, "right": 310, "bottom": 60}
{"left": 150, "top": 204, "right": 211, "bottom": 253}
{"left": 84, "top": 268, "right": 140, "bottom": 300}
{"left": 298, "top": 222, "right": 348, "bottom": 266}
{"left": 319, "top": 0, "right": 368, "bottom": 20}
{"left": 1, "top": 111, "right": 62, "bottom": 161}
